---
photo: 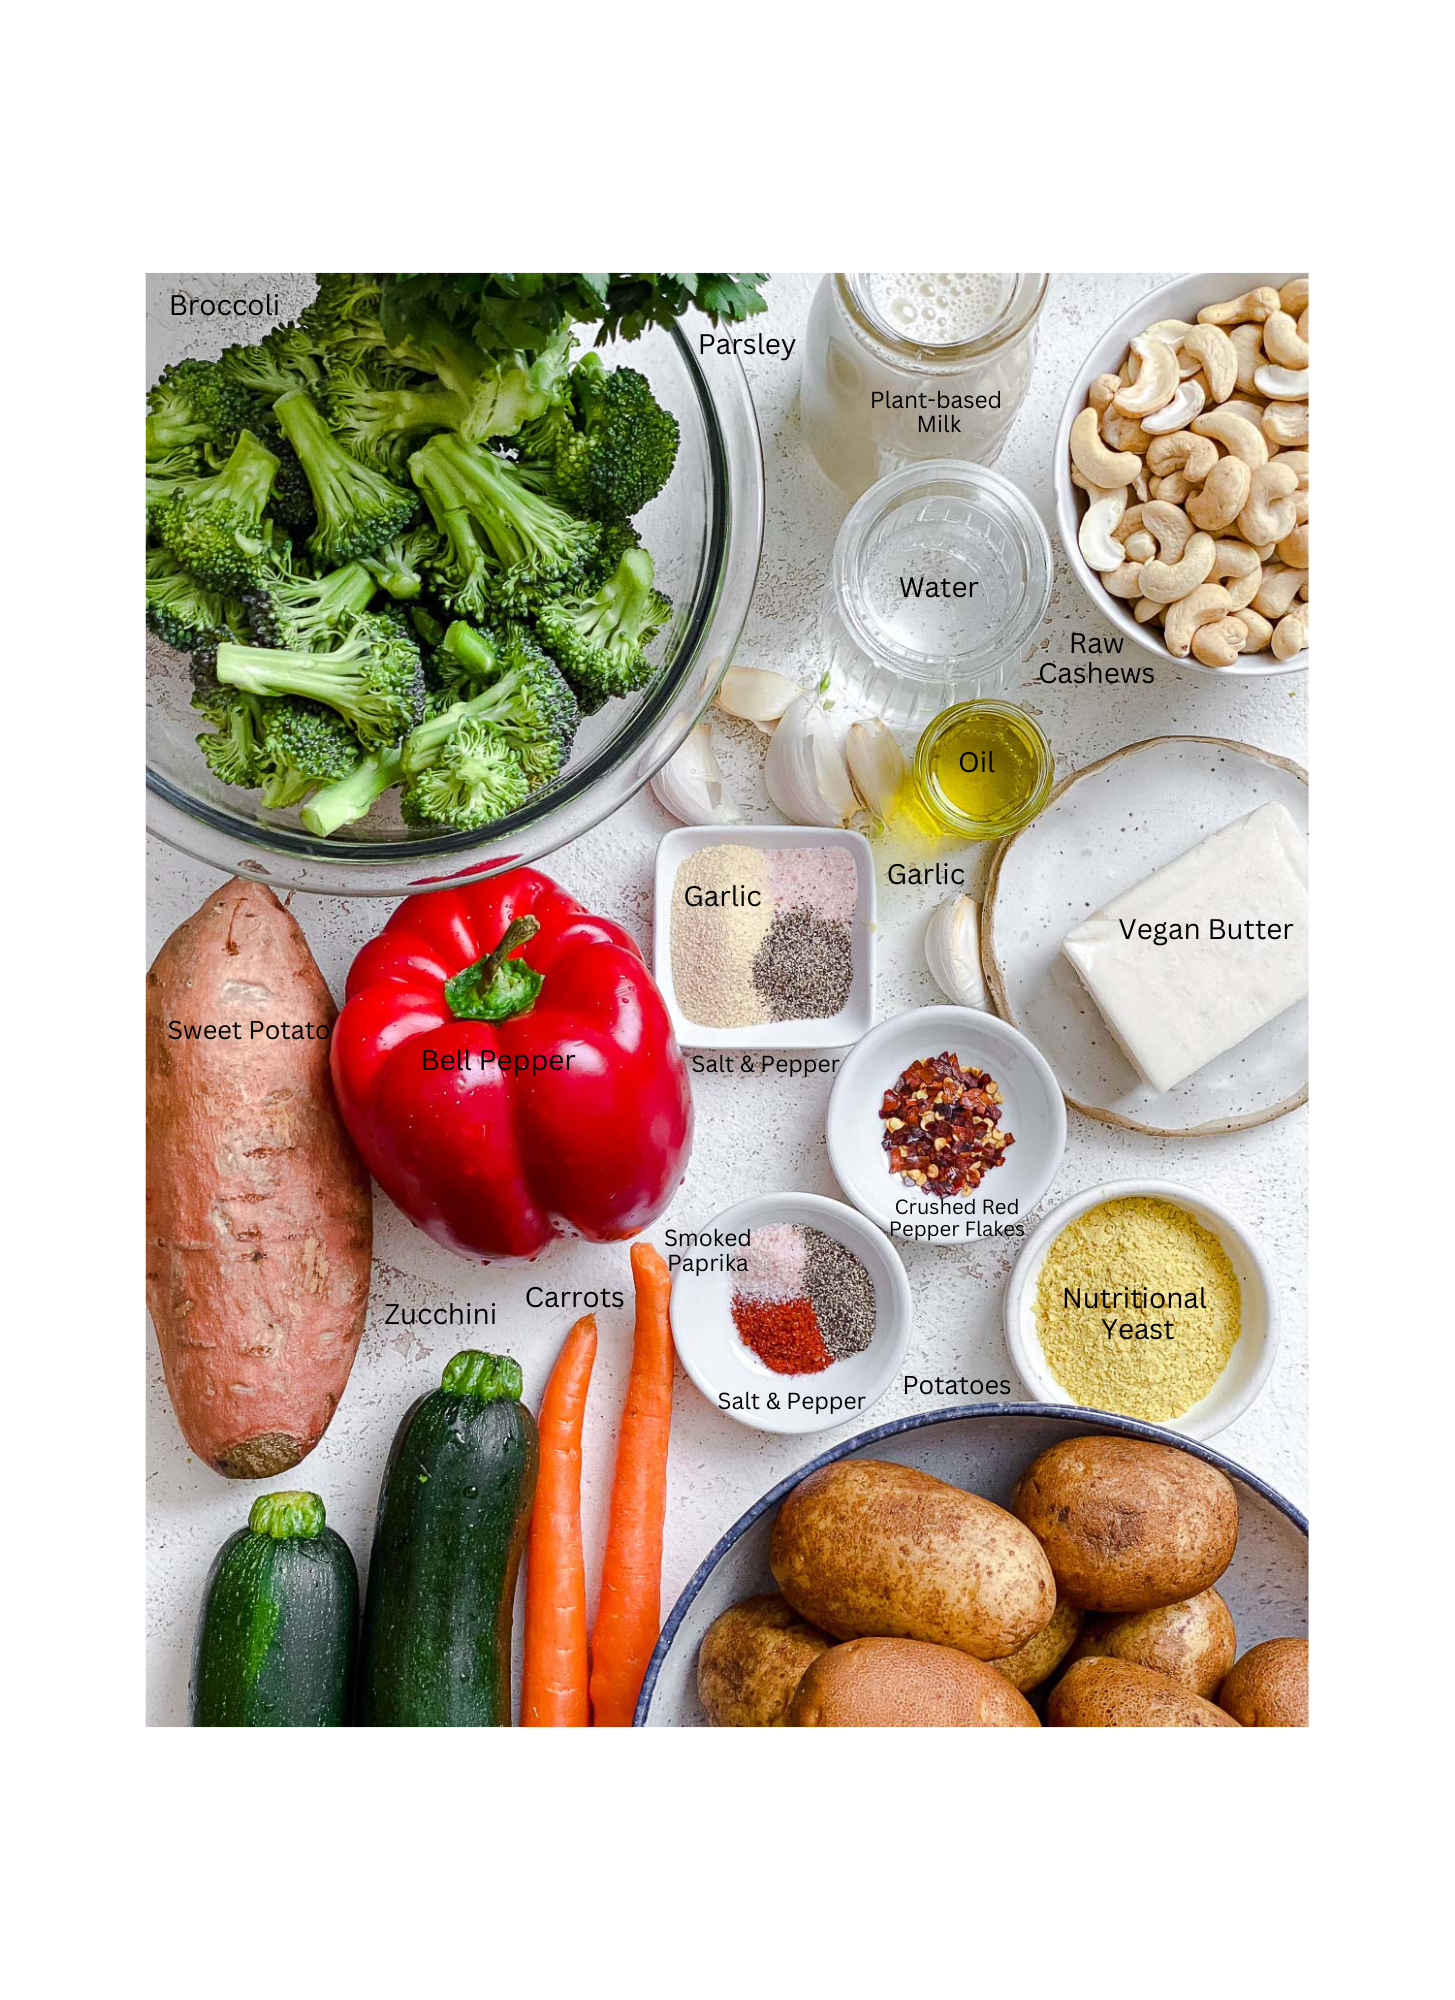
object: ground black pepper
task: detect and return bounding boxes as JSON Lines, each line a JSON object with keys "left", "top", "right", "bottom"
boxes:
{"left": 752, "top": 910, "right": 853, "bottom": 1022}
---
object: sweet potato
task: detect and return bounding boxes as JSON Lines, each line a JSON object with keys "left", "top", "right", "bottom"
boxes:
{"left": 146, "top": 880, "right": 372, "bottom": 1477}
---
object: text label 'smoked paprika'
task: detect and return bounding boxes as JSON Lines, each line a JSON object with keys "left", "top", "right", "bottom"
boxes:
{"left": 331, "top": 867, "right": 694, "bottom": 1263}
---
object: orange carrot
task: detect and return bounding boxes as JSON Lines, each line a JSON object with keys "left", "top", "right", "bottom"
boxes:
{"left": 589, "top": 1242, "right": 675, "bottom": 1726}
{"left": 521, "top": 1314, "right": 598, "bottom": 1727}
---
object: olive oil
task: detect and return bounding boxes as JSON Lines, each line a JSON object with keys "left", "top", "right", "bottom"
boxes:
{"left": 913, "top": 699, "right": 1054, "bottom": 838}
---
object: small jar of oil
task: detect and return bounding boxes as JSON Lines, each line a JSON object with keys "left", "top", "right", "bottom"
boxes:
{"left": 913, "top": 699, "right": 1054, "bottom": 839}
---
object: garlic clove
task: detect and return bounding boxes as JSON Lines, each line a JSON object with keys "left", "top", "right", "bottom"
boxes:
{"left": 765, "top": 694, "right": 859, "bottom": 827}
{"left": 924, "top": 894, "right": 988, "bottom": 1008}
{"left": 846, "top": 720, "right": 907, "bottom": 829}
{"left": 649, "top": 722, "right": 741, "bottom": 825}
{"left": 715, "top": 665, "right": 802, "bottom": 725}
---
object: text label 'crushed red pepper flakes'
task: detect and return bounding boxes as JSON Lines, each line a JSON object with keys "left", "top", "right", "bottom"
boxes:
{"left": 880, "top": 1051, "right": 1014, "bottom": 1197}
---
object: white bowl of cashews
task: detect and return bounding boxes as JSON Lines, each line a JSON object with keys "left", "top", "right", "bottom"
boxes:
{"left": 1053, "top": 273, "right": 1308, "bottom": 676}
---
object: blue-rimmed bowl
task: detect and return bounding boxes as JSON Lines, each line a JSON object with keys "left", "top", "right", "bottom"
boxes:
{"left": 634, "top": 1402, "right": 1306, "bottom": 1725}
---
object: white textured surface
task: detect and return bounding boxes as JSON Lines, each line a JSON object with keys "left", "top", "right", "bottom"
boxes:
{"left": 146, "top": 273, "right": 1307, "bottom": 1724}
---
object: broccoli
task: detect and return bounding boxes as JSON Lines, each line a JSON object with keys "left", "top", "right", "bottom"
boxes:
{"left": 242, "top": 559, "right": 377, "bottom": 649}
{"left": 375, "top": 290, "right": 572, "bottom": 443}
{"left": 146, "top": 445, "right": 203, "bottom": 533}
{"left": 218, "top": 324, "right": 324, "bottom": 409}
{"left": 146, "top": 357, "right": 250, "bottom": 458}
{"left": 300, "top": 744, "right": 405, "bottom": 838}
{"left": 155, "top": 429, "right": 280, "bottom": 592}
{"left": 147, "top": 549, "right": 245, "bottom": 653}
{"left": 410, "top": 431, "right": 599, "bottom": 618}
{"left": 299, "top": 275, "right": 391, "bottom": 372}
{"left": 246, "top": 414, "right": 317, "bottom": 536}
{"left": 415, "top": 621, "right": 579, "bottom": 786}
{"left": 215, "top": 613, "right": 424, "bottom": 750}
{"left": 257, "top": 699, "right": 364, "bottom": 809}
{"left": 551, "top": 356, "right": 680, "bottom": 520}
{"left": 400, "top": 715, "right": 530, "bottom": 831}
{"left": 190, "top": 661, "right": 269, "bottom": 790}
{"left": 534, "top": 548, "right": 672, "bottom": 708}
{"left": 360, "top": 523, "right": 443, "bottom": 601}
{"left": 275, "top": 389, "right": 420, "bottom": 566}
{"left": 323, "top": 367, "right": 467, "bottom": 475}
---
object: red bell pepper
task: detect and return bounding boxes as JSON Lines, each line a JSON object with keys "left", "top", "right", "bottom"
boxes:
{"left": 331, "top": 867, "right": 693, "bottom": 1263}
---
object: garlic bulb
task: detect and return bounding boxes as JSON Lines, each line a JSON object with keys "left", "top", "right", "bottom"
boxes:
{"left": 924, "top": 894, "right": 988, "bottom": 1008}
{"left": 764, "top": 695, "right": 859, "bottom": 827}
{"left": 650, "top": 722, "right": 740, "bottom": 825}
{"left": 846, "top": 720, "right": 907, "bottom": 829}
{"left": 715, "top": 665, "right": 801, "bottom": 728}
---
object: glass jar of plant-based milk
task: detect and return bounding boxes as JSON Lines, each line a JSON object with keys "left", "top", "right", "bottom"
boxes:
{"left": 800, "top": 273, "right": 1049, "bottom": 499}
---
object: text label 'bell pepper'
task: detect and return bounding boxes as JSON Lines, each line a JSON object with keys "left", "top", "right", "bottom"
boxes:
{"left": 331, "top": 867, "right": 694, "bottom": 1262}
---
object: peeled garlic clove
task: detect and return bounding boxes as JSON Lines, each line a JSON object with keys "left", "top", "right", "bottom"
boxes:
{"left": 650, "top": 722, "right": 740, "bottom": 825}
{"left": 764, "top": 695, "right": 858, "bottom": 827}
{"left": 924, "top": 894, "right": 987, "bottom": 1008}
{"left": 715, "top": 665, "right": 801, "bottom": 725}
{"left": 846, "top": 720, "right": 906, "bottom": 826}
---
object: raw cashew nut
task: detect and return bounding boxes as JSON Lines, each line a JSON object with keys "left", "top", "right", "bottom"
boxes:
{"left": 1141, "top": 379, "right": 1206, "bottom": 434}
{"left": 1123, "top": 531, "right": 1156, "bottom": 562}
{"left": 1146, "top": 432, "right": 1218, "bottom": 482}
{"left": 1197, "top": 286, "right": 1281, "bottom": 327}
{"left": 1237, "top": 463, "right": 1299, "bottom": 545}
{"left": 1237, "top": 608, "right": 1274, "bottom": 652}
{"left": 1139, "top": 531, "right": 1216, "bottom": 604}
{"left": 1101, "top": 407, "right": 1152, "bottom": 453}
{"left": 1193, "top": 407, "right": 1268, "bottom": 465}
{"left": 1272, "top": 609, "right": 1308, "bottom": 661}
{"left": 1088, "top": 372, "right": 1121, "bottom": 415}
{"left": 1254, "top": 362, "right": 1309, "bottom": 400}
{"left": 1139, "top": 500, "right": 1195, "bottom": 563}
{"left": 1262, "top": 401, "right": 1310, "bottom": 448}
{"left": 1208, "top": 540, "right": 1263, "bottom": 609}
{"left": 1277, "top": 520, "right": 1310, "bottom": 568}
{"left": 1270, "top": 448, "right": 1310, "bottom": 491}
{"left": 1180, "top": 324, "right": 1237, "bottom": 403}
{"left": 1297, "top": 307, "right": 1309, "bottom": 341}
{"left": 1221, "top": 397, "right": 1269, "bottom": 432}
{"left": 1279, "top": 277, "right": 1310, "bottom": 317}
{"left": 1151, "top": 472, "right": 1194, "bottom": 505}
{"left": 1071, "top": 406, "right": 1141, "bottom": 487}
{"left": 1132, "top": 471, "right": 1151, "bottom": 503}
{"left": 1079, "top": 492, "right": 1129, "bottom": 571}
{"left": 1229, "top": 323, "right": 1264, "bottom": 394}
{"left": 1252, "top": 564, "right": 1308, "bottom": 620}
{"left": 1111, "top": 504, "right": 1146, "bottom": 543}
{"left": 1134, "top": 597, "right": 1163, "bottom": 623}
{"left": 1191, "top": 615, "right": 1248, "bottom": 667}
{"left": 1141, "top": 318, "right": 1198, "bottom": 345}
{"left": 1114, "top": 335, "right": 1181, "bottom": 416}
{"left": 1187, "top": 456, "right": 1252, "bottom": 532}
{"left": 1164, "top": 583, "right": 1235, "bottom": 656}
{"left": 1262, "top": 311, "right": 1309, "bottom": 369}
{"left": 1103, "top": 561, "right": 1146, "bottom": 599}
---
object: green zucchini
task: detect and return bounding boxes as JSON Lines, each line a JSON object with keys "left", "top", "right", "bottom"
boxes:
{"left": 356, "top": 1350, "right": 539, "bottom": 1727}
{"left": 191, "top": 1492, "right": 358, "bottom": 1727}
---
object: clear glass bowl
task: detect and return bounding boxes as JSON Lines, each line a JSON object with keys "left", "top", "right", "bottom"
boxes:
{"left": 146, "top": 323, "right": 765, "bottom": 897}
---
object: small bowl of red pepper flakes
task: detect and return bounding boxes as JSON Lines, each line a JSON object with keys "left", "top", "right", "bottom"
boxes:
{"left": 827, "top": 1006, "right": 1067, "bottom": 1246}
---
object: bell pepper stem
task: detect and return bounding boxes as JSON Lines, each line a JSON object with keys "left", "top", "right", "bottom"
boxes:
{"left": 444, "top": 914, "right": 545, "bottom": 1022}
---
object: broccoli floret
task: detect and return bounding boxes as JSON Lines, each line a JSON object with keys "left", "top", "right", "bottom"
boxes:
{"left": 414, "top": 621, "right": 579, "bottom": 787}
{"left": 424, "top": 617, "right": 501, "bottom": 707}
{"left": 534, "top": 548, "right": 672, "bottom": 707}
{"left": 146, "top": 358, "right": 250, "bottom": 457}
{"left": 275, "top": 389, "right": 420, "bottom": 566}
{"left": 244, "top": 414, "right": 317, "bottom": 536}
{"left": 400, "top": 714, "right": 530, "bottom": 831}
{"left": 147, "top": 549, "right": 245, "bottom": 653}
{"left": 218, "top": 324, "right": 325, "bottom": 410}
{"left": 300, "top": 743, "right": 405, "bottom": 838}
{"left": 323, "top": 367, "right": 467, "bottom": 475}
{"left": 299, "top": 276, "right": 391, "bottom": 372}
{"left": 361, "top": 523, "right": 444, "bottom": 601}
{"left": 410, "top": 431, "right": 599, "bottom": 618}
{"left": 155, "top": 430, "right": 280, "bottom": 592}
{"left": 257, "top": 699, "right": 365, "bottom": 809}
{"left": 551, "top": 357, "right": 680, "bottom": 520}
{"left": 242, "top": 559, "right": 377, "bottom": 649}
{"left": 146, "top": 445, "right": 203, "bottom": 533}
{"left": 190, "top": 665, "right": 270, "bottom": 790}
{"left": 215, "top": 613, "right": 424, "bottom": 750}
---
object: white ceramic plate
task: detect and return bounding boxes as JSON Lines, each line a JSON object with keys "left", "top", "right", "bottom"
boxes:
{"left": 653, "top": 825, "right": 875, "bottom": 1049}
{"left": 983, "top": 736, "right": 1308, "bottom": 1136}
{"left": 1003, "top": 1180, "right": 1278, "bottom": 1441}
{"left": 1051, "top": 270, "right": 1309, "bottom": 679}
{"left": 669, "top": 1192, "right": 912, "bottom": 1435}
{"left": 826, "top": 1005, "right": 1067, "bottom": 1246}
{"left": 636, "top": 1406, "right": 1307, "bottom": 1724}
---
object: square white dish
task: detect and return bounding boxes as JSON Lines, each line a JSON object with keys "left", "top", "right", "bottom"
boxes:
{"left": 653, "top": 825, "right": 875, "bottom": 1049}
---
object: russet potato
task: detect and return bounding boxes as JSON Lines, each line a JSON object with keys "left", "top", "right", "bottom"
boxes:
{"left": 989, "top": 1598, "right": 1083, "bottom": 1692}
{"left": 1049, "top": 1657, "right": 1240, "bottom": 1727}
{"left": 1066, "top": 1588, "right": 1237, "bottom": 1697}
{"left": 1217, "top": 1637, "right": 1308, "bottom": 1726}
{"left": 696, "top": 1594, "right": 832, "bottom": 1727}
{"left": 770, "top": 1459, "right": 1055, "bottom": 1660}
{"left": 789, "top": 1638, "right": 1039, "bottom": 1727}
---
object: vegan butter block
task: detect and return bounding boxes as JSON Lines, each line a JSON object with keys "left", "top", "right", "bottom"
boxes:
{"left": 1061, "top": 803, "right": 1308, "bottom": 1094}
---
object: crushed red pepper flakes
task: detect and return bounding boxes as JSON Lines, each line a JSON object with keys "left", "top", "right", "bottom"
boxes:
{"left": 880, "top": 1050, "right": 1014, "bottom": 1198}
{"left": 730, "top": 1295, "right": 834, "bottom": 1375}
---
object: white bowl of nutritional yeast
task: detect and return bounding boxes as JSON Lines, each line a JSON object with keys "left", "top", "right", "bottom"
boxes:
{"left": 653, "top": 825, "right": 875, "bottom": 1050}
